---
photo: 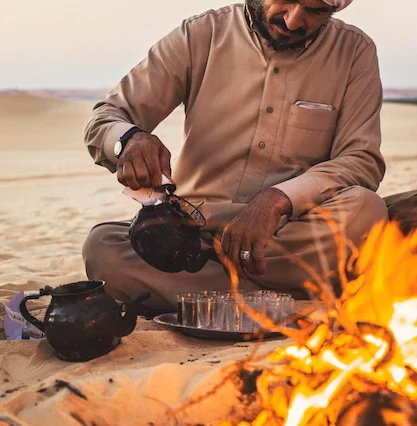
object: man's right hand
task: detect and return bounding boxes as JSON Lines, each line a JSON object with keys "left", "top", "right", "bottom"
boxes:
{"left": 116, "top": 132, "right": 173, "bottom": 190}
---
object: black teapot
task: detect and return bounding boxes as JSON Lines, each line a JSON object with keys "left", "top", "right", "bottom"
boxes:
{"left": 129, "top": 189, "right": 220, "bottom": 273}
{"left": 19, "top": 280, "right": 150, "bottom": 362}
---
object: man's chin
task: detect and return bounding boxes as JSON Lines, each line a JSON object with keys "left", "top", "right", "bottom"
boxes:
{"left": 264, "top": 23, "right": 324, "bottom": 52}
{"left": 266, "top": 36, "right": 307, "bottom": 52}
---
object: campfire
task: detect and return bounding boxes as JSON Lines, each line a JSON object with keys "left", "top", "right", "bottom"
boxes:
{"left": 209, "top": 219, "right": 417, "bottom": 426}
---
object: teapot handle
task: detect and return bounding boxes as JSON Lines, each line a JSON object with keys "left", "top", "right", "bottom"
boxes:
{"left": 19, "top": 286, "right": 53, "bottom": 333}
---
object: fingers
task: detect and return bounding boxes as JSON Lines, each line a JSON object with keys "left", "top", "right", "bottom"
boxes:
{"left": 239, "top": 236, "right": 254, "bottom": 276}
{"left": 221, "top": 222, "right": 254, "bottom": 277}
{"left": 219, "top": 193, "right": 282, "bottom": 279}
{"left": 221, "top": 225, "right": 232, "bottom": 256}
{"left": 228, "top": 229, "right": 246, "bottom": 277}
{"left": 235, "top": 232, "right": 253, "bottom": 278}
{"left": 159, "top": 146, "right": 172, "bottom": 179}
{"left": 131, "top": 152, "right": 151, "bottom": 188}
{"left": 221, "top": 224, "right": 240, "bottom": 277}
{"left": 116, "top": 164, "right": 125, "bottom": 186}
{"left": 140, "top": 147, "right": 161, "bottom": 188}
{"left": 117, "top": 133, "right": 174, "bottom": 190}
{"left": 221, "top": 223, "right": 261, "bottom": 279}
{"left": 251, "top": 242, "right": 266, "bottom": 276}
{"left": 117, "top": 161, "right": 141, "bottom": 189}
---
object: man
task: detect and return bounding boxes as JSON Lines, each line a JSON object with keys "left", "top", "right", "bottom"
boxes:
{"left": 83, "top": 0, "right": 388, "bottom": 311}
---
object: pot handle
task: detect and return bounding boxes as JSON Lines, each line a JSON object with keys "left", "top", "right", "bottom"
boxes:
{"left": 19, "top": 286, "right": 53, "bottom": 333}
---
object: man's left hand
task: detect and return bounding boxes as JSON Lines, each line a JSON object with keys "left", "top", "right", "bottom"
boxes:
{"left": 221, "top": 188, "right": 292, "bottom": 278}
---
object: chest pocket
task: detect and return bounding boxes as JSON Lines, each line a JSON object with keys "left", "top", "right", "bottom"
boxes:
{"left": 280, "top": 105, "right": 338, "bottom": 166}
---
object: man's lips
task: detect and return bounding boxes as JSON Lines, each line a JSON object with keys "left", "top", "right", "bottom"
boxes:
{"left": 270, "top": 24, "right": 302, "bottom": 39}
{"left": 275, "top": 25, "right": 293, "bottom": 36}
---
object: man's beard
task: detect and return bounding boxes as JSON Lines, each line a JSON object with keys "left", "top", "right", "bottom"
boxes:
{"left": 249, "top": 0, "right": 327, "bottom": 51}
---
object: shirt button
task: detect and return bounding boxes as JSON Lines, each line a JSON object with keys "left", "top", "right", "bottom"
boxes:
{"left": 273, "top": 66, "right": 279, "bottom": 74}
{"left": 266, "top": 106, "right": 274, "bottom": 113}
{"left": 258, "top": 141, "right": 266, "bottom": 149}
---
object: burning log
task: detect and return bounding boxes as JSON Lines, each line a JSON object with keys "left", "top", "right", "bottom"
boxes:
{"left": 336, "top": 391, "right": 417, "bottom": 426}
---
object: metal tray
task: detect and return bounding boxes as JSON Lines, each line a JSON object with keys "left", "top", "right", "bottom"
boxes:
{"left": 153, "top": 312, "right": 287, "bottom": 342}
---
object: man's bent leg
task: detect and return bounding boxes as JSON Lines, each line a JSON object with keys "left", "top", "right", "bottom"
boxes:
{"left": 82, "top": 222, "right": 259, "bottom": 310}
{"left": 258, "top": 186, "right": 388, "bottom": 295}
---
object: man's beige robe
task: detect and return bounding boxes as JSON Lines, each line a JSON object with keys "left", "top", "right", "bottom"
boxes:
{"left": 84, "top": 3, "right": 385, "bottom": 226}
{"left": 82, "top": 4, "right": 388, "bottom": 307}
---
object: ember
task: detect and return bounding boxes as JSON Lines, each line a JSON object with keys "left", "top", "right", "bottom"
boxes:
{"left": 215, "top": 220, "right": 417, "bottom": 426}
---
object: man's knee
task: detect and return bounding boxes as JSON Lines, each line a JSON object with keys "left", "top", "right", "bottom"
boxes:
{"left": 82, "top": 223, "right": 123, "bottom": 280}
{"left": 82, "top": 225, "right": 101, "bottom": 268}
{"left": 341, "top": 186, "right": 388, "bottom": 242}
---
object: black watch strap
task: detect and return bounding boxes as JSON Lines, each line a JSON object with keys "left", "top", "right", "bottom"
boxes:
{"left": 115, "top": 126, "right": 145, "bottom": 158}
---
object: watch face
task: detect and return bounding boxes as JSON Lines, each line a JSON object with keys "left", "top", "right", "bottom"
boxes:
{"left": 114, "top": 141, "right": 123, "bottom": 157}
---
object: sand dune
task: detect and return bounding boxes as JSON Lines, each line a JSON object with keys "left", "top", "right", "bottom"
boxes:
{"left": 0, "top": 94, "right": 94, "bottom": 151}
{"left": 0, "top": 93, "right": 416, "bottom": 424}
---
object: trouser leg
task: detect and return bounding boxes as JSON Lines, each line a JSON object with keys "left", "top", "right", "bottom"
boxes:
{"left": 257, "top": 186, "right": 388, "bottom": 295}
{"left": 82, "top": 186, "right": 388, "bottom": 309}
{"left": 82, "top": 222, "right": 259, "bottom": 310}
{"left": 383, "top": 190, "right": 417, "bottom": 235}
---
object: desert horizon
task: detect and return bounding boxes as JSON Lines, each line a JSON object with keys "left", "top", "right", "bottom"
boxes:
{"left": 2, "top": 87, "right": 417, "bottom": 103}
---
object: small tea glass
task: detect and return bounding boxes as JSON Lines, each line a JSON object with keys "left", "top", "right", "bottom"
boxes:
{"left": 176, "top": 293, "right": 198, "bottom": 327}
{"left": 196, "top": 291, "right": 224, "bottom": 329}
{"left": 177, "top": 290, "right": 295, "bottom": 332}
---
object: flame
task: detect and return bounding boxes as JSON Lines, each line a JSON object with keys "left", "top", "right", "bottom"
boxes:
{"left": 218, "top": 221, "right": 417, "bottom": 426}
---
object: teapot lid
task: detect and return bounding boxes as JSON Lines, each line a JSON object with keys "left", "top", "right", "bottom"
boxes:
{"left": 165, "top": 195, "right": 206, "bottom": 228}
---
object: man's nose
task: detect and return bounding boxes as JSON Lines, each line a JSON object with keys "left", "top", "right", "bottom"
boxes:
{"left": 284, "top": 5, "right": 305, "bottom": 32}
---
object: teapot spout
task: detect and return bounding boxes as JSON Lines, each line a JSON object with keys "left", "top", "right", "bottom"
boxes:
{"left": 116, "top": 292, "right": 151, "bottom": 337}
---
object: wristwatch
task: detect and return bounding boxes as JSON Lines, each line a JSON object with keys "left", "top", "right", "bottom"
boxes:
{"left": 114, "top": 126, "right": 144, "bottom": 158}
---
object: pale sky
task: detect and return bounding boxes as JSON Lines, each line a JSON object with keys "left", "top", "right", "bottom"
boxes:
{"left": 0, "top": 0, "right": 415, "bottom": 89}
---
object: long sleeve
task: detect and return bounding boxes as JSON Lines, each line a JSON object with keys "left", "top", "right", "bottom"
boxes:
{"left": 274, "top": 42, "right": 386, "bottom": 219}
{"left": 83, "top": 21, "right": 192, "bottom": 172}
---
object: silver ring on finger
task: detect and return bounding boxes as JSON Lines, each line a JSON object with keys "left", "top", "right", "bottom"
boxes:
{"left": 240, "top": 250, "right": 251, "bottom": 260}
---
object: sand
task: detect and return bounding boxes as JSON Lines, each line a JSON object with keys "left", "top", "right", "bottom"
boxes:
{"left": 0, "top": 93, "right": 416, "bottom": 425}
